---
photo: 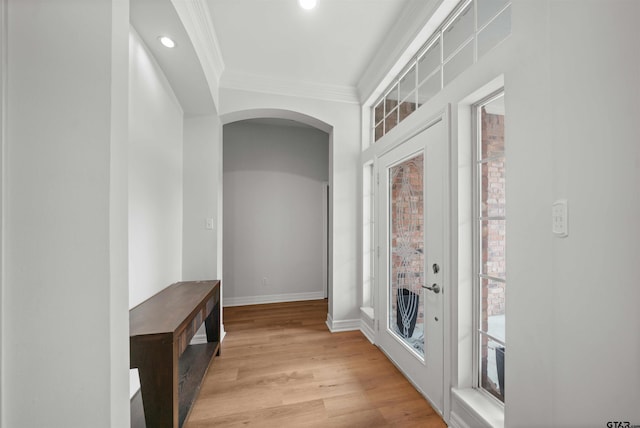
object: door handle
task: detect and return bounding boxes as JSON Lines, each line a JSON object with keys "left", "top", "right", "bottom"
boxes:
{"left": 422, "top": 283, "right": 441, "bottom": 294}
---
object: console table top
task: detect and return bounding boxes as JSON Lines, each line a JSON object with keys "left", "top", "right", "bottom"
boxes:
{"left": 130, "top": 280, "right": 220, "bottom": 337}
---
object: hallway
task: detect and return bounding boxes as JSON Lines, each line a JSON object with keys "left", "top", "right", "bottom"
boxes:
{"left": 184, "top": 300, "right": 446, "bottom": 427}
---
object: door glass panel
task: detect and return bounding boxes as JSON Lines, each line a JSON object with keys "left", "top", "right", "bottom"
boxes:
{"left": 480, "top": 159, "right": 506, "bottom": 217}
{"left": 374, "top": 122, "right": 384, "bottom": 142}
{"left": 480, "top": 105, "right": 505, "bottom": 158}
{"left": 399, "top": 99, "right": 417, "bottom": 122}
{"left": 418, "top": 39, "right": 441, "bottom": 85}
{"left": 389, "top": 153, "right": 425, "bottom": 358}
{"left": 399, "top": 66, "right": 417, "bottom": 121}
{"left": 480, "top": 219, "right": 506, "bottom": 279}
{"left": 481, "top": 336, "right": 505, "bottom": 401}
{"left": 443, "top": 2, "right": 473, "bottom": 61}
{"left": 443, "top": 41, "right": 473, "bottom": 87}
{"left": 417, "top": 71, "right": 441, "bottom": 107}
{"left": 477, "top": 0, "right": 509, "bottom": 29}
{"left": 374, "top": 100, "right": 385, "bottom": 125}
{"left": 478, "top": 5, "right": 511, "bottom": 58}
{"left": 477, "top": 93, "right": 507, "bottom": 402}
{"left": 399, "top": 65, "right": 417, "bottom": 101}
{"left": 385, "top": 108, "right": 398, "bottom": 134}
{"left": 481, "top": 278, "right": 506, "bottom": 343}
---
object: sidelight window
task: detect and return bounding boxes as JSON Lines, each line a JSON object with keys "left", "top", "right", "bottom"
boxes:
{"left": 473, "top": 91, "right": 506, "bottom": 402}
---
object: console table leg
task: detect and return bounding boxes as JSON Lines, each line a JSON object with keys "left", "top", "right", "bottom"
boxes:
{"left": 136, "top": 340, "right": 179, "bottom": 428}
{"left": 204, "top": 301, "right": 221, "bottom": 356}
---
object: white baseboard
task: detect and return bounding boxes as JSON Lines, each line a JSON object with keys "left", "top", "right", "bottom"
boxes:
{"left": 450, "top": 388, "right": 504, "bottom": 428}
{"left": 129, "top": 369, "right": 140, "bottom": 399}
{"left": 191, "top": 329, "right": 207, "bottom": 344}
{"left": 224, "top": 291, "right": 325, "bottom": 307}
{"left": 360, "top": 319, "right": 376, "bottom": 343}
{"left": 325, "top": 313, "right": 360, "bottom": 332}
{"left": 359, "top": 307, "right": 376, "bottom": 344}
{"left": 190, "top": 323, "right": 226, "bottom": 345}
{"left": 449, "top": 411, "right": 472, "bottom": 428}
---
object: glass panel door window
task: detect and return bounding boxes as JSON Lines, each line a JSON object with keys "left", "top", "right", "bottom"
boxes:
{"left": 389, "top": 154, "right": 425, "bottom": 357}
{"left": 475, "top": 92, "right": 506, "bottom": 402}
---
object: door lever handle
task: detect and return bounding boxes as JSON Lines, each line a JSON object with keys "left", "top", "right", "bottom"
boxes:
{"left": 422, "top": 283, "right": 441, "bottom": 294}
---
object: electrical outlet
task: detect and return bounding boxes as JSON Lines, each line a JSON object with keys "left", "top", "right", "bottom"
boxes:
{"left": 552, "top": 199, "right": 568, "bottom": 238}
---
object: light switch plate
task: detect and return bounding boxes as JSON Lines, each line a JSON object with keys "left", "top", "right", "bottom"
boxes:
{"left": 205, "top": 218, "right": 215, "bottom": 230}
{"left": 552, "top": 199, "right": 568, "bottom": 237}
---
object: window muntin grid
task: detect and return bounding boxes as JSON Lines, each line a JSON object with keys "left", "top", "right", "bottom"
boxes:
{"left": 473, "top": 91, "right": 506, "bottom": 403}
{"left": 443, "top": 1, "right": 474, "bottom": 61}
{"left": 417, "top": 39, "right": 441, "bottom": 85}
{"left": 371, "top": 0, "right": 511, "bottom": 143}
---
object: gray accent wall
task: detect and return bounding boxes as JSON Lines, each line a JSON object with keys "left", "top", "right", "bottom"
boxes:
{"left": 223, "top": 120, "right": 329, "bottom": 304}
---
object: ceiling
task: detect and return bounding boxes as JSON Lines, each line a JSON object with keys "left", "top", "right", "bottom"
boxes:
{"left": 130, "top": 0, "right": 216, "bottom": 116}
{"left": 130, "top": 0, "right": 425, "bottom": 117}
{"left": 207, "top": 0, "right": 409, "bottom": 88}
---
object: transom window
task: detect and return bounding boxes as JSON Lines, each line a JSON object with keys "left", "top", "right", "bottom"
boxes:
{"left": 371, "top": 0, "right": 511, "bottom": 143}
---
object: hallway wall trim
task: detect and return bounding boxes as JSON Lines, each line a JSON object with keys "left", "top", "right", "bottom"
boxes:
{"left": 224, "top": 291, "right": 325, "bottom": 307}
{"left": 326, "top": 314, "right": 360, "bottom": 332}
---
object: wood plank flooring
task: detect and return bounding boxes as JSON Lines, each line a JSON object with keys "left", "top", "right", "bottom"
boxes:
{"left": 183, "top": 299, "right": 446, "bottom": 428}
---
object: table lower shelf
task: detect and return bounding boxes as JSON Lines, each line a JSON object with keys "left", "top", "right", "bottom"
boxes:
{"left": 131, "top": 341, "right": 220, "bottom": 428}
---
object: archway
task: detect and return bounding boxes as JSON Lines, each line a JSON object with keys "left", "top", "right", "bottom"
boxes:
{"left": 220, "top": 109, "right": 333, "bottom": 314}
{"left": 221, "top": 108, "right": 332, "bottom": 133}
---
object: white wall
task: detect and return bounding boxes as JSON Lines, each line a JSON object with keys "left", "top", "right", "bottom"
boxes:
{"left": 183, "top": 113, "right": 223, "bottom": 282}
{"left": 219, "top": 89, "right": 361, "bottom": 326}
{"left": 110, "top": 0, "right": 132, "bottom": 425}
{"left": 2, "top": 1, "right": 130, "bottom": 426}
{"left": 367, "top": 1, "right": 640, "bottom": 427}
{"left": 520, "top": 1, "right": 640, "bottom": 426}
{"left": 128, "top": 27, "right": 184, "bottom": 309}
{"left": 504, "top": 1, "right": 640, "bottom": 426}
{"left": 128, "top": 26, "right": 185, "bottom": 398}
{"left": 0, "top": 0, "right": 7, "bottom": 419}
{"left": 223, "top": 120, "right": 329, "bottom": 304}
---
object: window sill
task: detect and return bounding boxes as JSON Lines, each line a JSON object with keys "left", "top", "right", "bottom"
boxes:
{"left": 451, "top": 388, "right": 504, "bottom": 428}
{"left": 360, "top": 306, "right": 374, "bottom": 320}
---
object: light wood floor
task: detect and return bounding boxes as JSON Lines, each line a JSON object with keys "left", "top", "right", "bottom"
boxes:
{"left": 184, "top": 299, "right": 446, "bottom": 428}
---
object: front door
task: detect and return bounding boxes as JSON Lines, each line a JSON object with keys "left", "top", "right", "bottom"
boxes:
{"left": 377, "top": 117, "right": 446, "bottom": 414}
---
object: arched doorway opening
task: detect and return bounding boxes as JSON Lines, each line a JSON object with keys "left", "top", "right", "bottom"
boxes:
{"left": 220, "top": 109, "right": 333, "bottom": 316}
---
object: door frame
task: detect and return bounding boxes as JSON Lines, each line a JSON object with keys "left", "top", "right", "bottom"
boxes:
{"left": 373, "top": 107, "right": 452, "bottom": 420}
{"left": 322, "top": 181, "right": 329, "bottom": 299}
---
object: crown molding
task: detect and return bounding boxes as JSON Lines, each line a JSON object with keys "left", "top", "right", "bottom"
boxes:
{"left": 171, "top": 0, "right": 225, "bottom": 107}
{"left": 221, "top": 70, "right": 360, "bottom": 105}
{"left": 357, "top": 0, "right": 449, "bottom": 106}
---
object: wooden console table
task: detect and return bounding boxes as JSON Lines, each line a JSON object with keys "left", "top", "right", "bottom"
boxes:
{"left": 130, "top": 280, "right": 221, "bottom": 428}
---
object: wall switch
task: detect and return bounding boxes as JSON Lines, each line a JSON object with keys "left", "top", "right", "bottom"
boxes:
{"left": 205, "top": 218, "right": 215, "bottom": 230}
{"left": 552, "top": 199, "right": 568, "bottom": 238}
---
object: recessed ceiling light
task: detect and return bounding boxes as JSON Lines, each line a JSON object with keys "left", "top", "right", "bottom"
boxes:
{"left": 158, "top": 36, "right": 176, "bottom": 48}
{"left": 298, "top": 0, "right": 316, "bottom": 10}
